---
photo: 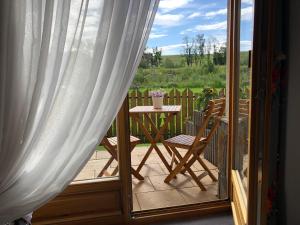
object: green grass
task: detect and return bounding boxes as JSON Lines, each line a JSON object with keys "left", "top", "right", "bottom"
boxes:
{"left": 131, "top": 53, "right": 250, "bottom": 92}
{"left": 95, "top": 145, "right": 105, "bottom": 151}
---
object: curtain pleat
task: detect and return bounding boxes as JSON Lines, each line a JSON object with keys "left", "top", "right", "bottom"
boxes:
{"left": 0, "top": 0, "right": 159, "bottom": 223}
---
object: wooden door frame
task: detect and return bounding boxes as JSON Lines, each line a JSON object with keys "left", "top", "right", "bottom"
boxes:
{"left": 228, "top": 0, "right": 275, "bottom": 224}
{"left": 33, "top": 0, "right": 275, "bottom": 223}
{"left": 119, "top": 96, "right": 231, "bottom": 225}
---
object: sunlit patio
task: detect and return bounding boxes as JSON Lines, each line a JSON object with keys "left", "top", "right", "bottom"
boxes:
{"left": 74, "top": 143, "right": 220, "bottom": 211}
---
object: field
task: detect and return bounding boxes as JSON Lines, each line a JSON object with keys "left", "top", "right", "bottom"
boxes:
{"left": 130, "top": 52, "right": 250, "bottom": 95}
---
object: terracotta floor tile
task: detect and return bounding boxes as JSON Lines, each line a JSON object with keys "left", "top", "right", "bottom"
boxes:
{"left": 84, "top": 159, "right": 107, "bottom": 170}
{"left": 131, "top": 155, "right": 142, "bottom": 166}
{"left": 136, "top": 189, "right": 187, "bottom": 210}
{"left": 132, "top": 194, "right": 141, "bottom": 211}
{"left": 177, "top": 184, "right": 219, "bottom": 204}
{"left": 96, "top": 150, "right": 111, "bottom": 159}
{"left": 110, "top": 160, "right": 118, "bottom": 168}
{"left": 143, "top": 153, "right": 167, "bottom": 165}
{"left": 192, "top": 159, "right": 218, "bottom": 171}
{"left": 149, "top": 174, "right": 194, "bottom": 191}
{"left": 89, "top": 152, "right": 97, "bottom": 160}
{"left": 133, "top": 163, "right": 167, "bottom": 177}
{"left": 74, "top": 169, "right": 95, "bottom": 181}
{"left": 190, "top": 170, "right": 219, "bottom": 187}
{"left": 132, "top": 177, "right": 155, "bottom": 193}
{"left": 131, "top": 147, "right": 148, "bottom": 157}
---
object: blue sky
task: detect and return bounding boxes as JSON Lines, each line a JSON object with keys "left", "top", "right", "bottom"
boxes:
{"left": 147, "top": 0, "right": 254, "bottom": 55}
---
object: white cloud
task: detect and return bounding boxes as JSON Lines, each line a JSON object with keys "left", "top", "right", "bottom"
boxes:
{"left": 159, "top": 0, "right": 193, "bottom": 13}
{"left": 213, "top": 34, "right": 227, "bottom": 45}
{"left": 241, "top": 7, "right": 253, "bottom": 21}
{"left": 179, "top": 28, "right": 193, "bottom": 35}
{"left": 154, "top": 13, "right": 184, "bottom": 27}
{"left": 242, "top": 0, "right": 253, "bottom": 5}
{"left": 195, "top": 21, "right": 227, "bottom": 31}
{"left": 149, "top": 33, "right": 168, "bottom": 39}
{"left": 187, "top": 12, "right": 202, "bottom": 19}
{"left": 240, "top": 40, "right": 252, "bottom": 51}
{"left": 146, "top": 43, "right": 185, "bottom": 55}
{"left": 205, "top": 8, "right": 227, "bottom": 17}
{"left": 160, "top": 43, "right": 185, "bottom": 55}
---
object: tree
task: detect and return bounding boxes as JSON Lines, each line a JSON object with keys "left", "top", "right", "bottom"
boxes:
{"left": 152, "top": 47, "right": 162, "bottom": 67}
{"left": 139, "top": 47, "right": 162, "bottom": 68}
{"left": 213, "top": 43, "right": 226, "bottom": 65}
{"left": 182, "top": 36, "right": 194, "bottom": 67}
{"left": 205, "top": 37, "right": 212, "bottom": 62}
{"left": 139, "top": 48, "right": 153, "bottom": 68}
{"left": 219, "top": 45, "right": 226, "bottom": 65}
{"left": 195, "top": 34, "right": 205, "bottom": 65}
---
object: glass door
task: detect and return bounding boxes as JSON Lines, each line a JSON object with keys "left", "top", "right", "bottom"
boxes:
{"left": 231, "top": 0, "right": 254, "bottom": 224}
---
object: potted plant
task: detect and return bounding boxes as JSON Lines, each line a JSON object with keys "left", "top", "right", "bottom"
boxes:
{"left": 149, "top": 89, "right": 165, "bottom": 109}
{"left": 195, "top": 88, "right": 218, "bottom": 113}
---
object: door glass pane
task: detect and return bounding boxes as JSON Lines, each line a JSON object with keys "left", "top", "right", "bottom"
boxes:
{"left": 130, "top": 0, "right": 229, "bottom": 212}
{"left": 235, "top": 0, "right": 254, "bottom": 193}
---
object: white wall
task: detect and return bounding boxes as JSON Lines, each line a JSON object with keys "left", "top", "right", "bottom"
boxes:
{"left": 283, "top": 0, "right": 300, "bottom": 223}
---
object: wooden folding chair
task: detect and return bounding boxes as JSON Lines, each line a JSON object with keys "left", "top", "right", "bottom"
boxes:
{"left": 163, "top": 98, "right": 226, "bottom": 191}
{"left": 98, "top": 135, "right": 144, "bottom": 180}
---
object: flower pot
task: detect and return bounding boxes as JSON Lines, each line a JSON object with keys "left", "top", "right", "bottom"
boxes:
{"left": 152, "top": 96, "right": 163, "bottom": 109}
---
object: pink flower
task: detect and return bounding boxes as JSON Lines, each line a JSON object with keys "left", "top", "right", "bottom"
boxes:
{"left": 149, "top": 90, "right": 165, "bottom": 97}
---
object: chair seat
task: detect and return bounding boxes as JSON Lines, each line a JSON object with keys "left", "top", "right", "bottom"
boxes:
{"left": 164, "top": 134, "right": 206, "bottom": 149}
{"left": 106, "top": 135, "right": 140, "bottom": 147}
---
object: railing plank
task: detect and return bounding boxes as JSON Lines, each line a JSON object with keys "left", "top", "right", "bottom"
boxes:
{"left": 162, "top": 92, "right": 169, "bottom": 139}
{"left": 137, "top": 90, "right": 143, "bottom": 139}
{"left": 169, "top": 89, "right": 175, "bottom": 136}
{"left": 150, "top": 94, "right": 156, "bottom": 136}
{"left": 130, "top": 90, "right": 137, "bottom": 136}
{"left": 182, "top": 89, "right": 188, "bottom": 134}
{"left": 188, "top": 88, "right": 193, "bottom": 121}
{"left": 175, "top": 89, "right": 181, "bottom": 135}
{"left": 143, "top": 90, "right": 150, "bottom": 141}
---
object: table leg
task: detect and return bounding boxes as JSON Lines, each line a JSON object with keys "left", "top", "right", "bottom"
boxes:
{"left": 145, "top": 113, "right": 180, "bottom": 170}
{"left": 133, "top": 113, "right": 177, "bottom": 173}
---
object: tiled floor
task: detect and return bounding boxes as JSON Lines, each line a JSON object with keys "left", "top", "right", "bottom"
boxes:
{"left": 74, "top": 144, "right": 221, "bottom": 211}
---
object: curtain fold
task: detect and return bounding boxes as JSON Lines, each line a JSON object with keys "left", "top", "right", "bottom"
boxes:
{"left": 0, "top": 0, "right": 159, "bottom": 223}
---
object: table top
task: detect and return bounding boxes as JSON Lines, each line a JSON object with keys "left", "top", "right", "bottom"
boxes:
{"left": 129, "top": 105, "right": 181, "bottom": 114}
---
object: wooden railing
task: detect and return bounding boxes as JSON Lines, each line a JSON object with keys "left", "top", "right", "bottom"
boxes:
{"left": 106, "top": 88, "right": 225, "bottom": 143}
{"left": 107, "top": 89, "right": 196, "bottom": 142}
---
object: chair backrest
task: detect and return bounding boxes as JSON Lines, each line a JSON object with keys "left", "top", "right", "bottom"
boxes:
{"left": 193, "top": 98, "right": 226, "bottom": 147}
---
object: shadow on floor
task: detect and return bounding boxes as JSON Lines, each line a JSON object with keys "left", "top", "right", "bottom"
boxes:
{"left": 150, "top": 212, "right": 233, "bottom": 225}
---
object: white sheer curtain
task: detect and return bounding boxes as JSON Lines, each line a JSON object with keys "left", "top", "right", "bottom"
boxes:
{"left": 0, "top": 0, "right": 158, "bottom": 223}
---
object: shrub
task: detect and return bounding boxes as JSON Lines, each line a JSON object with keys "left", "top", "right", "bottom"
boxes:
{"left": 195, "top": 88, "right": 218, "bottom": 111}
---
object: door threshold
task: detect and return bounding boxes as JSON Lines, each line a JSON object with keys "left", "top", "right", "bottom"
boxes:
{"left": 131, "top": 200, "right": 231, "bottom": 225}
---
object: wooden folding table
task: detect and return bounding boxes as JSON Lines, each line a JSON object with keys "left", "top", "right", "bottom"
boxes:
{"left": 129, "top": 105, "right": 181, "bottom": 173}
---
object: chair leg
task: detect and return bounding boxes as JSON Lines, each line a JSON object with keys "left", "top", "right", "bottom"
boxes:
{"left": 111, "top": 166, "right": 118, "bottom": 176}
{"left": 164, "top": 146, "right": 194, "bottom": 183}
{"left": 180, "top": 146, "right": 203, "bottom": 174}
{"left": 136, "top": 147, "right": 153, "bottom": 172}
{"left": 170, "top": 146, "right": 206, "bottom": 191}
{"left": 129, "top": 143, "right": 144, "bottom": 180}
{"left": 170, "top": 152, "right": 175, "bottom": 169}
{"left": 131, "top": 168, "right": 144, "bottom": 180}
{"left": 197, "top": 157, "right": 217, "bottom": 181}
{"left": 181, "top": 152, "right": 217, "bottom": 182}
{"left": 98, "top": 156, "right": 114, "bottom": 177}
